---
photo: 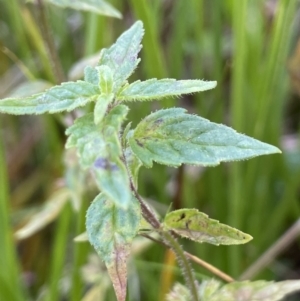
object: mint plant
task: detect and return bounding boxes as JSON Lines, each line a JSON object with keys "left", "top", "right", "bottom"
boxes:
{"left": 1, "top": 21, "right": 299, "bottom": 301}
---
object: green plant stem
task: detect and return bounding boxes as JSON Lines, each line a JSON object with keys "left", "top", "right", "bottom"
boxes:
{"left": 163, "top": 231, "right": 199, "bottom": 301}
{"left": 124, "top": 141, "right": 199, "bottom": 298}
{"left": 142, "top": 233, "right": 234, "bottom": 283}
{"left": 128, "top": 178, "right": 199, "bottom": 301}
{"left": 129, "top": 181, "right": 160, "bottom": 229}
{"left": 36, "top": 0, "right": 65, "bottom": 83}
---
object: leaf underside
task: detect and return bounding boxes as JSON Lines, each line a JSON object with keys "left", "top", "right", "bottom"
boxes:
{"left": 117, "top": 78, "right": 217, "bottom": 101}
{"left": 0, "top": 81, "right": 99, "bottom": 115}
{"left": 47, "top": 0, "right": 122, "bottom": 18}
{"left": 129, "top": 108, "right": 281, "bottom": 168}
{"left": 86, "top": 193, "right": 141, "bottom": 301}
{"left": 164, "top": 209, "right": 252, "bottom": 245}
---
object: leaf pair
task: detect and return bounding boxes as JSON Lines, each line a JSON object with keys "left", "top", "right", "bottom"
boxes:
{"left": 0, "top": 21, "right": 216, "bottom": 116}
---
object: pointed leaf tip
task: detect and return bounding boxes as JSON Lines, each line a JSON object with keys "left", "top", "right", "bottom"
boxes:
{"left": 164, "top": 209, "right": 252, "bottom": 245}
{"left": 86, "top": 194, "right": 141, "bottom": 301}
{"left": 129, "top": 108, "right": 281, "bottom": 168}
{"left": 98, "top": 20, "right": 144, "bottom": 92}
{"left": 117, "top": 79, "right": 217, "bottom": 102}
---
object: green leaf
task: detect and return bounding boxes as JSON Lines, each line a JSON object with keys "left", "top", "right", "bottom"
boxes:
{"left": 93, "top": 157, "right": 131, "bottom": 209}
{"left": 102, "top": 105, "right": 129, "bottom": 133}
{"left": 98, "top": 21, "right": 144, "bottom": 92}
{"left": 128, "top": 108, "right": 281, "bottom": 168}
{"left": 94, "top": 93, "right": 114, "bottom": 124}
{"left": 86, "top": 193, "right": 141, "bottom": 301}
{"left": 167, "top": 280, "right": 300, "bottom": 301}
{"left": 0, "top": 81, "right": 99, "bottom": 115}
{"left": 46, "top": 0, "right": 121, "bottom": 18}
{"left": 117, "top": 79, "right": 217, "bottom": 102}
{"left": 166, "top": 283, "right": 191, "bottom": 301}
{"left": 124, "top": 147, "right": 142, "bottom": 188}
{"left": 65, "top": 113, "right": 104, "bottom": 167}
{"left": 84, "top": 65, "right": 99, "bottom": 85}
{"left": 66, "top": 106, "right": 131, "bottom": 208}
{"left": 163, "top": 209, "right": 252, "bottom": 245}
{"left": 98, "top": 66, "right": 114, "bottom": 94}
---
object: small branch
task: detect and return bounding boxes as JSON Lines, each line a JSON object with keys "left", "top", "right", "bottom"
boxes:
{"left": 122, "top": 150, "right": 199, "bottom": 300}
{"left": 36, "top": 0, "right": 65, "bottom": 83}
{"left": 142, "top": 234, "right": 234, "bottom": 283}
{"left": 239, "top": 219, "right": 300, "bottom": 280}
{"left": 163, "top": 231, "right": 199, "bottom": 301}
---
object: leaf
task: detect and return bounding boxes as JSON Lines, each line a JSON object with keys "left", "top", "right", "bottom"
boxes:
{"left": 166, "top": 283, "right": 191, "bottom": 301}
{"left": 128, "top": 108, "right": 281, "bottom": 168}
{"left": 124, "top": 147, "right": 142, "bottom": 188}
{"left": 98, "top": 21, "right": 144, "bottom": 92}
{"left": 98, "top": 66, "right": 114, "bottom": 94}
{"left": 94, "top": 93, "right": 114, "bottom": 124}
{"left": 84, "top": 65, "right": 100, "bottom": 86}
{"left": 66, "top": 106, "right": 132, "bottom": 208}
{"left": 0, "top": 81, "right": 99, "bottom": 115}
{"left": 46, "top": 0, "right": 121, "bottom": 18}
{"left": 117, "top": 79, "right": 217, "bottom": 102}
{"left": 163, "top": 209, "right": 252, "bottom": 245}
{"left": 85, "top": 65, "right": 114, "bottom": 95}
{"left": 86, "top": 193, "right": 141, "bottom": 301}
{"left": 64, "top": 148, "right": 87, "bottom": 211}
{"left": 167, "top": 280, "right": 300, "bottom": 301}
{"left": 93, "top": 157, "right": 131, "bottom": 209}
{"left": 65, "top": 113, "right": 105, "bottom": 167}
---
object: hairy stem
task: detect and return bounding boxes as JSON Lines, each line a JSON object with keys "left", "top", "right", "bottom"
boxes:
{"left": 36, "top": 0, "right": 65, "bottom": 83}
{"left": 162, "top": 231, "right": 199, "bottom": 301}
{"left": 129, "top": 181, "right": 161, "bottom": 229}
{"left": 142, "top": 233, "right": 234, "bottom": 283}
{"left": 124, "top": 155, "right": 199, "bottom": 300}
{"left": 134, "top": 191, "right": 199, "bottom": 301}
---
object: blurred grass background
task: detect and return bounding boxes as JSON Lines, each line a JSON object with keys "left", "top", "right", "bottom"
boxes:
{"left": 1, "top": 0, "right": 300, "bottom": 300}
